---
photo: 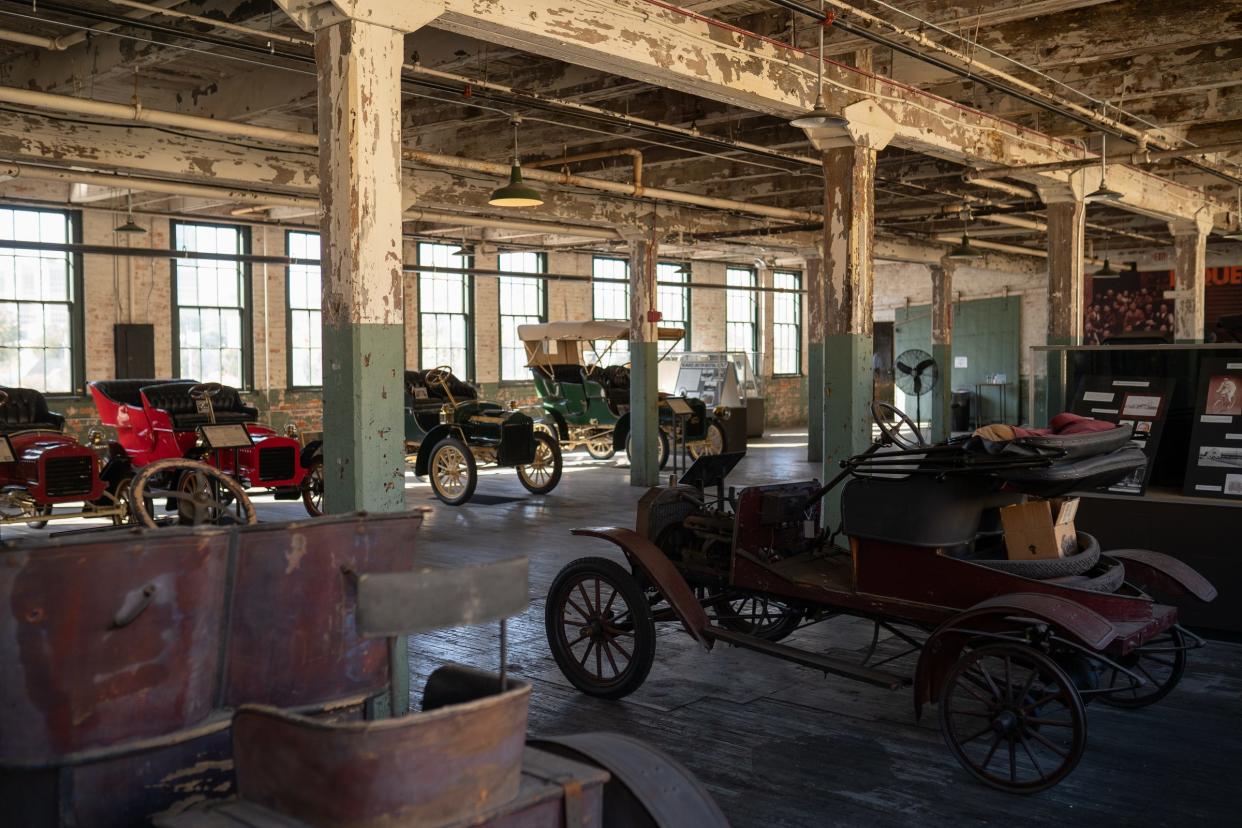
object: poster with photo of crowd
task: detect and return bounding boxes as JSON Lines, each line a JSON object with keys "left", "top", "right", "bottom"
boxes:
{"left": 1070, "top": 375, "right": 1175, "bottom": 496}
{"left": 1184, "top": 357, "right": 1242, "bottom": 500}
{"left": 1084, "top": 264, "right": 1242, "bottom": 344}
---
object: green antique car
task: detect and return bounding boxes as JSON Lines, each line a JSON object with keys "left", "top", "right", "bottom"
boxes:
{"left": 518, "top": 320, "right": 726, "bottom": 468}
{"left": 405, "top": 367, "right": 562, "bottom": 505}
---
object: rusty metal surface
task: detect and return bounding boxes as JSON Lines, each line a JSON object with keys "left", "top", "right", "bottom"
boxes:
{"left": 532, "top": 732, "right": 730, "bottom": 828}
{"left": 1105, "top": 548, "right": 1219, "bottom": 603}
{"left": 223, "top": 511, "right": 423, "bottom": 708}
{"left": 571, "top": 527, "right": 711, "bottom": 646}
{"left": 1, "top": 528, "right": 232, "bottom": 764}
{"left": 357, "top": 557, "right": 528, "bottom": 638}
{"left": 233, "top": 666, "right": 531, "bottom": 828}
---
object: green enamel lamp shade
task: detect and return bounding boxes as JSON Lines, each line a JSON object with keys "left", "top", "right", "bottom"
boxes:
{"left": 489, "top": 164, "right": 543, "bottom": 207}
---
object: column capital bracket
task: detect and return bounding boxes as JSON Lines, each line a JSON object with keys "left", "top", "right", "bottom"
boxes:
{"left": 1036, "top": 169, "right": 1088, "bottom": 204}
{"left": 801, "top": 100, "right": 897, "bottom": 152}
{"left": 277, "top": 0, "right": 442, "bottom": 32}
{"left": 1168, "top": 210, "right": 1214, "bottom": 238}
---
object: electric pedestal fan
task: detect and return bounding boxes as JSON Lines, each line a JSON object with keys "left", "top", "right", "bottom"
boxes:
{"left": 893, "top": 348, "right": 939, "bottom": 441}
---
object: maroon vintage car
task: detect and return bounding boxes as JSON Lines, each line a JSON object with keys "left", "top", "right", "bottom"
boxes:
{"left": 0, "top": 385, "right": 127, "bottom": 528}
{"left": 544, "top": 402, "right": 1218, "bottom": 793}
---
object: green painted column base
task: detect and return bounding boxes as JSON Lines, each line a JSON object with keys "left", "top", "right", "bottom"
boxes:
{"left": 822, "top": 332, "right": 873, "bottom": 529}
{"left": 807, "top": 341, "right": 824, "bottom": 463}
{"left": 630, "top": 340, "right": 660, "bottom": 487}
{"left": 930, "top": 342, "right": 952, "bottom": 442}
{"left": 321, "top": 322, "right": 408, "bottom": 514}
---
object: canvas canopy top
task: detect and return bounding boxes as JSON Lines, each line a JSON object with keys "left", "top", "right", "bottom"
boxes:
{"left": 516, "top": 320, "right": 685, "bottom": 344}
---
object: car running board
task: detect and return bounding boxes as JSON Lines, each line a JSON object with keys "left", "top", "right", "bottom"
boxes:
{"left": 703, "top": 625, "right": 907, "bottom": 690}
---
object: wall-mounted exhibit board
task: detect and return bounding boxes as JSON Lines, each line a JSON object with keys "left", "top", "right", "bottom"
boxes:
{"left": 1070, "top": 376, "right": 1175, "bottom": 496}
{"left": 1183, "top": 357, "right": 1242, "bottom": 500}
{"left": 895, "top": 295, "right": 1021, "bottom": 424}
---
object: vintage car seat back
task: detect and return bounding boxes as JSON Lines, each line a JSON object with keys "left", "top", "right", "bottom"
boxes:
{"left": 0, "top": 386, "right": 65, "bottom": 434}
{"left": 140, "top": 381, "right": 259, "bottom": 429}
{"left": 404, "top": 370, "right": 477, "bottom": 405}
{"left": 91, "top": 378, "right": 164, "bottom": 408}
{"left": 842, "top": 473, "right": 1023, "bottom": 548}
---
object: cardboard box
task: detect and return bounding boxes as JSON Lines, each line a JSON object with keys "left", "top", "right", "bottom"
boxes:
{"left": 1000, "top": 497, "right": 1080, "bottom": 561}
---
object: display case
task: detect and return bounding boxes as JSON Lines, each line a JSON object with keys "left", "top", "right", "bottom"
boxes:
{"left": 672, "top": 351, "right": 765, "bottom": 438}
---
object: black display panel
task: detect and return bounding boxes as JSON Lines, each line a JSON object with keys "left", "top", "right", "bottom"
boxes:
{"left": 1070, "top": 375, "right": 1174, "bottom": 496}
{"left": 1183, "top": 357, "right": 1242, "bottom": 500}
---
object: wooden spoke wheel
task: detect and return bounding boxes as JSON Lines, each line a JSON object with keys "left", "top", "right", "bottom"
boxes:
{"left": 131, "top": 458, "right": 256, "bottom": 528}
{"left": 107, "top": 475, "right": 149, "bottom": 526}
{"left": 429, "top": 437, "right": 477, "bottom": 506}
{"left": 517, "top": 432, "right": 563, "bottom": 495}
{"left": 709, "top": 592, "right": 802, "bottom": 641}
{"left": 301, "top": 455, "right": 325, "bottom": 517}
{"left": 687, "top": 420, "right": 727, "bottom": 460}
{"left": 939, "top": 643, "right": 1087, "bottom": 793}
{"left": 546, "top": 557, "right": 656, "bottom": 700}
{"left": 625, "top": 428, "right": 670, "bottom": 471}
{"left": 585, "top": 434, "right": 616, "bottom": 460}
{"left": 1098, "top": 626, "right": 1188, "bottom": 709}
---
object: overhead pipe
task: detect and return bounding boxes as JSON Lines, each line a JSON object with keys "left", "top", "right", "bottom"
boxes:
{"left": 527, "top": 149, "right": 643, "bottom": 193}
{"left": 0, "top": 29, "right": 61, "bottom": 49}
{"left": 51, "top": 0, "right": 189, "bottom": 52}
{"left": 103, "top": 0, "right": 311, "bottom": 45}
{"left": 965, "top": 177, "right": 1035, "bottom": 199}
{"left": 932, "top": 233, "right": 1105, "bottom": 266}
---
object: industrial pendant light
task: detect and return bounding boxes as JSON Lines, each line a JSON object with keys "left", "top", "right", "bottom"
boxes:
{"left": 451, "top": 233, "right": 470, "bottom": 258}
{"left": 489, "top": 116, "right": 543, "bottom": 208}
{"left": 1086, "top": 133, "right": 1123, "bottom": 203}
{"left": 790, "top": 1, "right": 848, "bottom": 131}
{"left": 1093, "top": 234, "right": 1119, "bottom": 278}
{"left": 1226, "top": 186, "right": 1242, "bottom": 240}
{"left": 114, "top": 190, "right": 146, "bottom": 234}
{"left": 675, "top": 262, "right": 692, "bottom": 276}
{"left": 946, "top": 206, "right": 983, "bottom": 260}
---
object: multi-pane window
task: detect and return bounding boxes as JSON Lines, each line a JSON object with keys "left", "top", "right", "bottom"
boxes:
{"left": 657, "top": 263, "right": 690, "bottom": 351}
{"left": 726, "top": 266, "right": 758, "bottom": 366}
{"left": 418, "top": 242, "right": 472, "bottom": 378}
{"left": 174, "top": 222, "right": 247, "bottom": 387}
{"left": 0, "top": 207, "right": 75, "bottom": 393}
{"left": 592, "top": 256, "right": 629, "bottom": 367}
{"left": 287, "top": 231, "right": 322, "bottom": 387}
{"left": 498, "top": 251, "right": 546, "bottom": 381}
{"left": 772, "top": 270, "right": 802, "bottom": 375}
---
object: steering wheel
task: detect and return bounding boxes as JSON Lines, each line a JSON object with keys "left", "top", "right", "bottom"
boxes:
{"left": 188, "top": 382, "right": 223, "bottom": 401}
{"left": 424, "top": 366, "right": 458, "bottom": 407}
{"left": 871, "top": 401, "right": 926, "bottom": 450}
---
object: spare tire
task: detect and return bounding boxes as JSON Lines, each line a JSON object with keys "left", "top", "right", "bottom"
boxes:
{"left": 971, "top": 531, "right": 1100, "bottom": 579}
{"left": 1045, "top": 556, "right": 1126, "bottom": 593}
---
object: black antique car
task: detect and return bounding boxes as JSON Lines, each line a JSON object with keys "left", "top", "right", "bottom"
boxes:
{"left": 406, "top": 367, "right": 562, "bottom": 505}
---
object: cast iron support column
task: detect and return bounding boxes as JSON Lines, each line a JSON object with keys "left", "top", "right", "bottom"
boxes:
{"left": 629, "top": 228, "right": 660, "bottom": 486}
{"left": 1043, "top": 186, "right": 1086, "bottom": 423}
{"left": 803, "top": 247, "right": 824, "bottom": 462}
{"left": 929, "top": 258, "right": 954, "bottom": 442}
{"left": 1169, "top": 214, "right": 1212, "bottom": 343}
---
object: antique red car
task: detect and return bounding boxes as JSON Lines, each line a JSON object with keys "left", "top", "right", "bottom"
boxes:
{"left": 545, "top": 402, "right": 1218, "bottom": 793}
{"left": 89, "top": 379, "right": 323, "bottom": 517}
{"left": 0, "top": 386, "right": 127, "bottom": 528}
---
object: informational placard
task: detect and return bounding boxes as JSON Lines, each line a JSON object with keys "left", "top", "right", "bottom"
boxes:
{"left": 199, "top": 423, "right": 254, "bottom": 450}
{"left": 1183, "top": 357, "right": 1242, "bottom": 499}
{"left": 1070, "top": 375, "right": 1175, "bottom": 496}
{"left": 0, "top": 434, "right": 15, "bottom": 464}
{"left": 666, "top": 397, "right": 694, "bottom": 417}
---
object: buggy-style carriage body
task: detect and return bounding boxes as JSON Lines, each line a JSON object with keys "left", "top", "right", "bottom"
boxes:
{"left": 519, "top": 320, "right": 727, "bottom": 466}
{"left": 405, "top": 367, "right": 563, "bottom": 505}
{"left": 89, "top": 378, "right": 322, "bottom": 517}
{"left": 545, "top": 403, "right": 1218, "bottom": 792}
{"left": 0, "top": 386, "right": 125, "bottom": 527}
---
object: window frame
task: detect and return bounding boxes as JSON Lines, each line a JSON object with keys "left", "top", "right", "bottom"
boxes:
{"left": 0, "top": 205, "right": 85, "bottom": 396}
{"left": 284, "top": 229, "right": 323, "bottom": 390}
{"left": 772, "top": 269, "right": 802, "bottom": 376}
{"left": 416, "top": 241, "right": 475, "bottom": 381}
{"left": 725, "top": 265, "right": 758, "bottom": 364}
{"left": 656, "top": 262, "right": 691, "bottom": 351}
{"left": 591, "top": 255, "right": 631, "bottom": 367}
{"left": 497, "top": 250, "right": 548, "bottom": 383}
{"left": 170, "top": 219, "right": 254, "bottom": 389}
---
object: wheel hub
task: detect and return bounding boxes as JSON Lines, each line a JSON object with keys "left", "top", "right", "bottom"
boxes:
{"left": 991, "top": 708, "right": 1021, "bottom": 735}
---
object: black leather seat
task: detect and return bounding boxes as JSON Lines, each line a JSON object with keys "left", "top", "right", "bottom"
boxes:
{"left": 140, "top": 382, "right": 258, "bottom": 429}
{"left": 0, "top": 386, "right": 65, "bottom": 434}
{"left": 91, "top": 378, "right": 167, "bottom": 407}
{"left": 404, "top": 370, "right": 477, "bottom": 404}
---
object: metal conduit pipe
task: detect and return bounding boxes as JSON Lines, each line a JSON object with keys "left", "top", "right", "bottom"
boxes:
{"left": 0, "top": 29, "right": 61, "bottom": 49}
{"left": 103, "top": 0, "right": 311, "bottom": 45}
{"left": 404, "top": 210, "right": 622, "bottom": 239}
{"left": 931, "top": 234, "right": 1104, "bottom": 266}
{"left": 527, "top": 149, "right": 643, "bottom": 192}
{"left": 51, "top": 0, "right": 189, "bottom": 51}
{"left": 402, "top": 149, "right": 821, "bottom": 223}
{"left": 965, "top": 177, "right": 1035, "bottom": 199}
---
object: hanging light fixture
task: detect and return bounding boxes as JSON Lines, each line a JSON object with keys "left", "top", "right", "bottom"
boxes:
{"left": 1086, "top": 132, "right": 1123, "bottom": 203}
{"left": 1093, "top": 232, "right": 1119, "bottom": 278}
{"left": 114, "top": 190, "right": 146, "bottom": 234}
{"left": 675, "top": 262, "right": 692, "bottom": 276}
{"left": 946, "top": 205, "right": 983, "bottom": 260}
{"left": 451, "top": 233, "right": 470, "bottom": 258}
{"left": 1226, "top": 185, "right": 1242, "bottom": 240}
{"left": 790, "top": 1, "right": 848, "bottom": 131}
{"left": 489, "top": 116, "right": 543, "bottom": 208}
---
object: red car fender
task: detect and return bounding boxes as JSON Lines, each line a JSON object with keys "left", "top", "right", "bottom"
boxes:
{"left": 1104, "top": 549, "right": 1218, "bottom": 603}
{"left": 570, "top": 526, "right": 712, "bottom": 650}
{"left": 912, "top": 592, "right": 1118, "bottom": 718}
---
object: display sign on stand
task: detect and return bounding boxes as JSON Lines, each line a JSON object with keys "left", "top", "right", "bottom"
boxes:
{"left": 1070, "top": 375, "right": 1175, "bottom": 496}
{"left": 1183, "top": 357, "right": 1242, "bottom": 499}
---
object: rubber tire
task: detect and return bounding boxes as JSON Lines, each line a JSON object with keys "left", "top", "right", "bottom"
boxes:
{"left": 517, "top": 432, "right": 563, "bottom": 495}
{"left": 971, "top": 531, "right": 1100, "bottom": 579}
{"left": 428, "top": 437, "right": 477, "bottom": 506}
{"left": 1046, "top": 556, "right": 1125, "bottom": 593}
{"left": 625, "top": 428, "right": 670, "bottom": 471}
{"left": 709, "top": 593, "right": 802, "bottom": 642}
{"left": 1097, "top": 625, "right": 1188, "bottom": 709}
{"left": 545, "top": 556, "right": 656, "bottom": 700}
{"left": 301, "top": 455, "right": 324, "bottom": 517}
